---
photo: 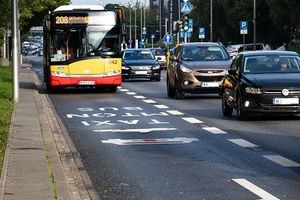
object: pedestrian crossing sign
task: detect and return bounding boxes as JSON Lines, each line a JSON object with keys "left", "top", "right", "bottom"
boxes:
{"left": 180, "top": 2, "right": 192, "bottom": 14}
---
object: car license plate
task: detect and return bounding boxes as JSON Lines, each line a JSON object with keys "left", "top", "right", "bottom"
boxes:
{"left": 273, "top": 98, "right": 299, "bottom": 105}
{"left": 79, "top": 81, "right": 95, "bottom": 85}
{"left": 201, "top": 82, "right": 220, "bottom": 87}
{"left": 135, "top": 71, "right": 148, "bottom": 75}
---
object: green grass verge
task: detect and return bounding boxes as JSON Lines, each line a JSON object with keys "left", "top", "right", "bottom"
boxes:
{"left": 0, "top": 65, "right": 14, "bottom": 174}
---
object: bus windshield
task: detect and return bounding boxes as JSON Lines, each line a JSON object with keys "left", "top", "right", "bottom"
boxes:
{"left": 50, "top": 18, "right": 120, "bottom": 62}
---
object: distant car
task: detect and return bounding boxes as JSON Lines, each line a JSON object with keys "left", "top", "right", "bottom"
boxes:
{"left": 167, "top": 42, "right": 232, "bottom": 99}
{"left": 122, "top": 49, "right": 161, "bottom": 81}
{"left": 227, "top": 43, "right": 265, "bottom": 59}
{"left": 221, "top": 50, "right": 300, "bottom": 120}
{"left": 150, "top": 48, "right": 166, "bottom": 69}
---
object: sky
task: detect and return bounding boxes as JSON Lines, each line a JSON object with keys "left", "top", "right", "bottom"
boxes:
{"left": 70, "top": 0, "right": 148, "bottom": 6}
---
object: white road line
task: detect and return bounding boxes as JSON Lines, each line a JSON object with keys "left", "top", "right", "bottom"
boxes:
{"left": 232, "top": 178, "right": 280, "bottom": 200}
{"left": 166, "top": 110, "right": 184, "bottom": 116}
{"left": 154, "top": 105, "right": 169, "bottom": 109}
{"left": 119, "top": 89, "right": 130, "bottom": 92}
{"left": 143, "top": 99, "right": 157, "bottom": 104}
{"left": 102, "top": 137, "right": 199, "bottom": 145}
{"left": 94, "top": 127, "right": 177, "bottom": 133}
{"left": 182, "top": 117, "right": 203, "bottom": 124}
{"left": 202, "top": 127, "right": 227, "bottom": 134}
{"left": 263, "top": 155, "right": 300, "bottom": 167}
{"left": 126, "top": 92, "right": 137, "bottom": 95}
{"left": 134, "top": 95, "right": 146, "bottom": 99}
{"left": 228, "top": 139, "right": 258, "bottom": 148}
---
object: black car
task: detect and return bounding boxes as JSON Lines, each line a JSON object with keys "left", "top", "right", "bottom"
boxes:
{"left": 122, "top": 49, "right": 161, "bottom": 81}
{"left": 167, "top": 42, "right": 232, "bottom": 99}
{"left": 221, "top": 50, "right": 300, "bottom": 120}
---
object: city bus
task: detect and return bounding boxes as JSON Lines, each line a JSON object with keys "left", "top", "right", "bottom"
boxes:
{"left": 43, "top": 5, "right": 125, "bottom": 92}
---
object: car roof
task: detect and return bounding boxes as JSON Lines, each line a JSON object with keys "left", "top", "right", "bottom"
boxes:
{"left": 240, "top": 50, "right": 299, "bottom": 56}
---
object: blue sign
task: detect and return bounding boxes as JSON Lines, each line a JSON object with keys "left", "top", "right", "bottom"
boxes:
{"left": 240, "top": 21, "right": 248, "bottom": 34}
{"left": 164, "top": 34, "right": 173, "bottom": 44}
{"left": 180, "top": 31, "right": 192, "bottom": 38}
{"left": 180, "top": 31, "right": 185, "bottom": 38}
{"left": 180, "top": 2, "right": 192, "bottom": 14}
{"left": 188, "top": 19, "right": 193, "bottom": 32}
{"left": 199, "top": 27, "right": 205, "bottom": 39}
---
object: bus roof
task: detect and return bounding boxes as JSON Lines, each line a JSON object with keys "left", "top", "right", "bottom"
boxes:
{"left": 54, "top": 5, "right": 105, "bottom": 12}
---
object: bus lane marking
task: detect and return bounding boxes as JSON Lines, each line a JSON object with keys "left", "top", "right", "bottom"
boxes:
{"left": 182, "top": 117, "right": 203, "bottom": 124}
{"left": 101, "top": 137, "right": 199, "bottom": 145}
{"left": 94, "top": 128, "right": 177, "bottom": 133}
{"left": 228, "top": 139, "right": 258, "bottom": 148}
{"left": 263, "top": 155, "right": 300, "bottom": 167}
{"left": 232, "top": 178, "right": 280, "bottom": 200}
{"left": 202, "top": 127, "right": 227, "bottom": 134}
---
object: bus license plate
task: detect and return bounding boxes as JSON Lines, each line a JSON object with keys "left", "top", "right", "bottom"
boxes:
{"left": 79, "top": 81, "right": 95, "bottom": 85}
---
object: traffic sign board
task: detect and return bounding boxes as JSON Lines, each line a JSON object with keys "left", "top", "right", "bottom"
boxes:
{"left": 240, "top": 21, "right": 248, "bottom": 34}
{"left": 199, "top": 27, "right": 205, "bottom": 39}
{"left": 164, "top": 34, "right": 173, "bottom": 44}
{"left": 180, "top": 2, "right": 192, "bottom": 14}
{"left": 188, "top": 19, "right": 193, "bottom": 32}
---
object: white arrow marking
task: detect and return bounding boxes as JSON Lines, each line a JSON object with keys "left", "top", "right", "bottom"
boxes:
{"left": 232, "top": 179, "right": 280, "bottom": 200}
{"left": 94, "top": 127, "right": 177, "bottom": 133}
{"left": 102, "top": 137, "right": 199, "bottom": 145}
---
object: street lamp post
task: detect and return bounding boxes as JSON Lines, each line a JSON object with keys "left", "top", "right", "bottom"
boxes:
{"left": 253, "top": 0, "right": 256, "bottom": 50}
{"left": 129, "top": 3, "right": 132, "bottom": 48}
{"left": 12, "top": 0, "right": 19, "bottom": 103}
{"left": 210, "top": 0, "right": 213, "bottom": 42}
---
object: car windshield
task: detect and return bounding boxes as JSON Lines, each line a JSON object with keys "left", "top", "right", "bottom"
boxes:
{"left": 243, "top": 55, "right": 300, "bottom": 74}
{"left": 181, "top": 46, "right": 230, "bottom": 61}
{"left": 123, "top": 50, "right": 155, "bottom": 60}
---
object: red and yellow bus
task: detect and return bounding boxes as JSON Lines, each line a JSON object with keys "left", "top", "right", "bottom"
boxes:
{"left": 43, "top": 5, "right": 125, "bottom": 92}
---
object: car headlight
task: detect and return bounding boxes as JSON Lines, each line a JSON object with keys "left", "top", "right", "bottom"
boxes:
{"left": 152, "top": 65, "right": 160, "bottom": 70}
{"left": 245, "top": 86, "right": 262, "bottom": 94}
{"left": 122, "top": 66, "right": 130, "bottom": 70}
{"left": 180, "top": 65, "right": 192, "bottom": 73}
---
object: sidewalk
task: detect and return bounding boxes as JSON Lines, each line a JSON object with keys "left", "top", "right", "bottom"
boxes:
{"left": 0, "top": 64, "right": 99, "bottom": 199}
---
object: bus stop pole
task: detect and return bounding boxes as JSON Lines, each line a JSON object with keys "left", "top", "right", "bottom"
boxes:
{"left": 12, "top": 0, "right": 19, "bottom": 103}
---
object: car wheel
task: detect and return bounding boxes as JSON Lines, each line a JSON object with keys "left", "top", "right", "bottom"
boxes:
{"left": 222, "top": 92, "right": 233, "bottom": 116}
{"left": 175, "top": 81, "right": 185, "bottom": 99}
{"left": 167, "top": 74, "right": 175, "bottom": 97}
{"left": 237, "top": 96, "right": 248, "bottom": 121}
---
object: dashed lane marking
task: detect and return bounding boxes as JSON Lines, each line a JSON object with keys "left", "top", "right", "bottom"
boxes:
{"left": 166, "top": 110, "right": 184, "bottom": 116}
{"left": 228, "top": 139, "right": 258, "bottom": 148}
{"left": 143, "top": 99, "right": 157, "bottom": 104}
{"left": 102, "top": 137, "right": 199, "bottom": 145}
{"left": 94, "top": 128, "right": 177, "bottom": 133}
{"left": 263, "top": 155, "right": 300, "bottom": 167}
{"left": 119, "top": 89, "right": 130, "bottom": 92}
{"left": 232, "top": 178, "right": 280, "bottom": 200}
{"left": 134, "top": 96, "right": 146, "bottom": 99}
{"left": 202, "top": 127, "right": 227, "bottom": 134}
{"left": 126, "top": 92, "right": 137, "bottom": 95}
{"left": 182, "top": 117, "right": 203, "bottom": 124}
{"left": 154, "top": 105, "right": 169, "bottom": 109}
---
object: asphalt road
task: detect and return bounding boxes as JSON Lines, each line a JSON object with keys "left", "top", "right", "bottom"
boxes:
{"left": 29, "top": 56, "right": 300, "bottom": 200}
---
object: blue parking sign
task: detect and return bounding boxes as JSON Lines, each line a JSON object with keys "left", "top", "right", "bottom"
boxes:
{"left": 240, "top": 21, "right": 248, "bottom": 34}
{"left": 199, "top": 27, "right": 205, "bottom": 39}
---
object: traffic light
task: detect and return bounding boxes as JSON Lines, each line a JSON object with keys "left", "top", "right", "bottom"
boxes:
{"left": 182, "top": 14, "right": 189, "bottom": 32}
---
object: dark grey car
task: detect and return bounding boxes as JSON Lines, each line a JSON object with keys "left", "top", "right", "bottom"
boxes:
{"left": 167, "top": 42, "right": 232, "bottom": 99}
